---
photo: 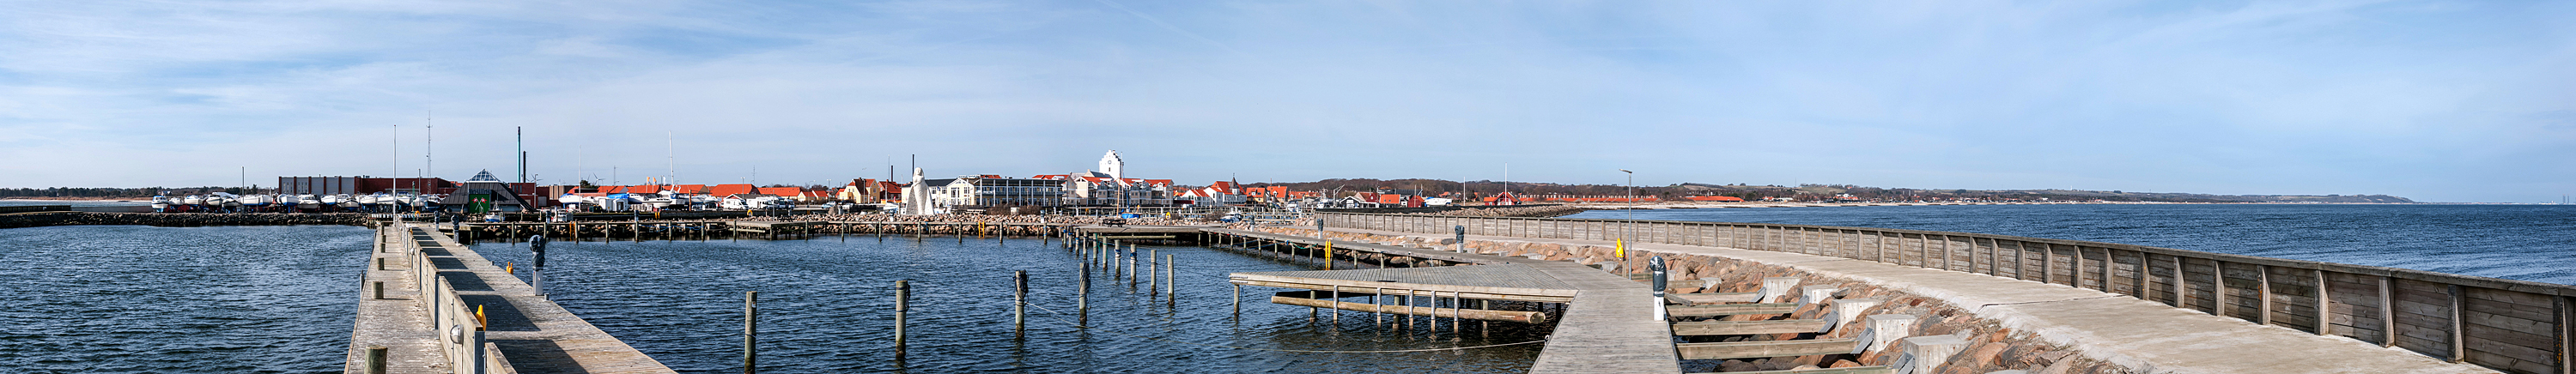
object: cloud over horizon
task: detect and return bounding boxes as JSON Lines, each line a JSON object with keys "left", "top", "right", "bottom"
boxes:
{"left": 2, "top": 0, "right": 2570, "bottom": 202}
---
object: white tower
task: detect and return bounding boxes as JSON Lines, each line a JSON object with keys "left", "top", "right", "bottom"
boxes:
{"left": 1098, "top": 150, "right": 1124, "bottom": 180}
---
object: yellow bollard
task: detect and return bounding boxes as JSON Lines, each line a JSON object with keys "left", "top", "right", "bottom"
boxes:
{"left": 504, "top": 262, "right": 513, "bottom": 274}
{"left": 1325, "top": 240, "right": 1334, "bottom": 270}
{"left": 475, "top": 305, "right": 488, "bottom": 330}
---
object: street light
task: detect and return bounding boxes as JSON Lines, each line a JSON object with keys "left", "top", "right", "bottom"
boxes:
{"left": 1620, "top": 169, "right": 1633, "bottom": 274}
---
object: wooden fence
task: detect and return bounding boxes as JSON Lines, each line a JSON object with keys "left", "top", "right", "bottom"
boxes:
{"left": 1320, "top": 213, "right": 2575, "bottom": 374}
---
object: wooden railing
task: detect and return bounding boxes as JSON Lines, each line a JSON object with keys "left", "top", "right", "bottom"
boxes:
{"left": 1319, "top": 213, "right": 2574, "bottom": 374}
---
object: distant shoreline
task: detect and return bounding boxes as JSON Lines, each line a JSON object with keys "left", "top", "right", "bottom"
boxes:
{"left": 1, "top": 196, "right": 143, "bottom": 202}
{"left": 1557, "top": 201, "right": 2531, "bottom": 210}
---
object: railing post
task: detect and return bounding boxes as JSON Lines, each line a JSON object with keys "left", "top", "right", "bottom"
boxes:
{"left": 2450, "top": 284, "right": 2466, "bottom": 363}
{"left": 2257, "top": 264, "right": 2274, "bottom": 326}
{"left": 2313, "top": 268, "right": 2331, "bottom": 335}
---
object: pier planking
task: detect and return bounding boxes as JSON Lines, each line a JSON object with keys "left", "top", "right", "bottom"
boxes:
{"left": 348, "top": 223, "right": 675, "bottom": 374}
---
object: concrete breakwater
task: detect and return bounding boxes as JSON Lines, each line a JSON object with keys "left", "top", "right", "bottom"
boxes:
{"left": 1308, "top": 213, "right": 2529, "bottom": 373}
{"left": 1402, "top": 205, "right": 1590, "bottom": 218}
{"left": 0, "top": 212, "right": 368, "bottom": 229}
{"left": 1258, "top": 226, "right": 2122, "bottom": 373}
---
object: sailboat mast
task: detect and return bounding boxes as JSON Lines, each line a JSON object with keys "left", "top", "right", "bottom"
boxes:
{"left": 666, "top": 131, "right": 675, "bottom": 187}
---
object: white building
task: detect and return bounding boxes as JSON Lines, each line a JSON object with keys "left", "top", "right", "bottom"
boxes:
{"left": 925, "top": 175, "right": 1066, "bottom": 212}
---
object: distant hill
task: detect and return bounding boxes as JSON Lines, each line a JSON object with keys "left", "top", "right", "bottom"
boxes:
{"left": 1237, "top": 178, "right": 2414, "bottom": 203}
{"left": 1668, "top": 183, "right": 2415, "bottom": 203}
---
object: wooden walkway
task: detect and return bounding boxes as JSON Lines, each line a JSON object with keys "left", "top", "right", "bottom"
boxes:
{"left": 1213, "top": 229, "right": 1682, "bottom": 373}
{"left": 343, "top": 225, "right": 451, "bottom": 374}
{"left": 347, "top": 223, "right": 675, "bottom": 374}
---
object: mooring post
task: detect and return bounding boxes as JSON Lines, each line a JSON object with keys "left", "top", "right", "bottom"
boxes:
{"left": 1149, "top": 248, "right": 1161, "bottom": 298}
{"left": 1649, "top": 256, "right": 1668, "bottom": 321}
{"left": 1232, "top": 283, "right": 1242, "bottom": 317}
{"left": 1014, "top": 270, "right": 1028, "bottom": 340}
{"left": 1455, "top": 225, "right": 1466, "bottom": 252}
{"left": 1078, "top": 267, "right": 1091, "bottom": 326}
{"left": 1164, "top": 254, "right": 1176, "bottom": 307}
{"left": 743, "top": 291, "right": 756, "bottom": 374}
{"left": 529, "top": 234, "right": 550, "bottom": 297}
{"left": 894, "top": 280, "right": 909, "bottom": 360}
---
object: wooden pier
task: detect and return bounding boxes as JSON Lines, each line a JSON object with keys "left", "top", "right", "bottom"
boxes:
{"left": 452, "top": 220, "right": 1073, "bottom": 242}
{"left": 346, "top": 222, "right": 674, "bottom": 373}
{"left": 1211, "top": 228, "right": 1684, "bottom": 373}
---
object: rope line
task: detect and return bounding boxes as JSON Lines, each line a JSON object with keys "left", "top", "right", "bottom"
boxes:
{"left": 1013, "top": 300, "right": 1548, "bottom": 353}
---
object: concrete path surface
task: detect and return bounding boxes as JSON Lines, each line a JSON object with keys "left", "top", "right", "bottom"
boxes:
{"left": 1327, "top": 226, "right": 2499, "bottom": 374}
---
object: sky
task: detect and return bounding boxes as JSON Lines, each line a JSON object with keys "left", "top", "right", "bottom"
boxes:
{"left": 1, "top": 1, "right": 2569, "bottom": 202}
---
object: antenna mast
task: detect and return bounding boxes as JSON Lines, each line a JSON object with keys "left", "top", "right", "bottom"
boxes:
{"left": 425, "top": 111, "right": 434, "bottom": 195}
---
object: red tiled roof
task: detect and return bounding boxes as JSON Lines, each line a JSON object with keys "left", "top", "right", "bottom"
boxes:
{"left": 710, "top": 184, "right": 756, "bottom": 196}
{"left": 758, "top": 187, "right": 802, "bottom": 196}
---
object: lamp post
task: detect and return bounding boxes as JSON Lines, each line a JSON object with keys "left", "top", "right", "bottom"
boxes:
{"left": 1619, "top": 168, "right": 1633, "bottom": 240}
{"left": 1620, "top": 169, "right": 1633, "bottom": 275}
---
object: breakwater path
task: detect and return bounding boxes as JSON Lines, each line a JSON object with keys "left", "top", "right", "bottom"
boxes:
{"left": 1312, "top": 213, "right": 2529, "bottom": 373}
{"left": 346, "top": 223, "right": 671, "bottom": 373}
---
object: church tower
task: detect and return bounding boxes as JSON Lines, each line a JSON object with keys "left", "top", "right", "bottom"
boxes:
{"left": 1098, "top": 150, "right": 1124, "bottom": 180}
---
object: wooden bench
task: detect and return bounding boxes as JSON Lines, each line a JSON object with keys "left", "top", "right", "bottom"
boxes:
{"left": 1667, "top": 293, "right": 1761, "bottom": 305}
{"left": 1676, "top": 338, "right": 1861, "bottom": 360}
{"left": 1688, "top": 366, "right": 1893, "bottom": 374}
{"left": 1669, "top": 303, "right": 1798, "bottom": 317}
{"left": 1671, "top": 319, "right": 1833, "bottom": 335}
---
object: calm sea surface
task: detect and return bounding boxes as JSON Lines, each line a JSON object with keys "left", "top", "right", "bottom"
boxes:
{"left": 0, "top": 226, "right": 1545, "bottom": 373}
{"left": 7, "top": 203, "right": 2566, "bottom": 372}
{"left": 1564, "top": 204, "right": 2576, "bottom": 285}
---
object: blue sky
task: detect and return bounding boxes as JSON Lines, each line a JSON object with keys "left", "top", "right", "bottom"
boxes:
{"left": 1, "top": 1, "right": 2569, "bottom": 202}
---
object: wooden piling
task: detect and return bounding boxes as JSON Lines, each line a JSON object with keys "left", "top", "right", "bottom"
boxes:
{"left": 1149, "top": 248, "right": 1160, "bottom": 298}
{"left": 1078, "top": 267, "right": 1090, "bottom": 326}
{"left": 1164, "top": 254, "right": 1175, "bottom": 307}
{"left": 894, "top": 280, "right": 909, "bottom": 360}
{"left": 744, "top": 291, "right": 756, "bottom": 374}
{"left": 1014, "top": 270, "right": 1028, "bottom": 340}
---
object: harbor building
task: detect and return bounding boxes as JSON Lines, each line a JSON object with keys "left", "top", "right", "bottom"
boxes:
{"left": 435, "top": 170, "right": 537, "bottom": 213}
{"left": 922, "top": 175, "right": 1067, "bottom": 213}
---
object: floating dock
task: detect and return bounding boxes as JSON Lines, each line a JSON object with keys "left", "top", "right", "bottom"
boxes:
{"left": 1207, "top": 228, "right": 1684, "bottom": 373}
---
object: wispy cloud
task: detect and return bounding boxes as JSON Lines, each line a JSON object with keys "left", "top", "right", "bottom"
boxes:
{"left": 0, "top": 0, "right": 2568, "bottom": 201}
